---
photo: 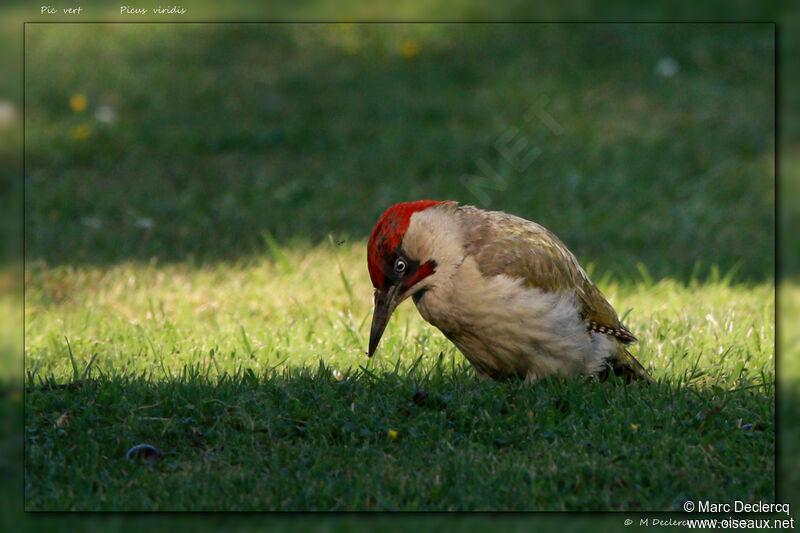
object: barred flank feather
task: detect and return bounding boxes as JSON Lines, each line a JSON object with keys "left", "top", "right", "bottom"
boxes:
{"left": 587, "top": 320, "right": 637, "bottom": 344}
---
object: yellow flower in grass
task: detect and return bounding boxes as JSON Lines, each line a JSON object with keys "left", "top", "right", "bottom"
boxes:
{"left": 387, "top": 429, "right": 398, "bottom": 440}
{"left": 72, "top": 124, "right": 91, "bottom": 140}
{"left": 337, "top": 22, "right": 359, "bottom": 54}
{"left": 69, "top": 93, "right": 88, "bottom": 113}
{"left": 400, "top": 39, "right": 420, "bottom": 59}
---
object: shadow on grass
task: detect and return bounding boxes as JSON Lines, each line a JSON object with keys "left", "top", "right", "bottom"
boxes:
{"left": 23, "top": 362, "right": 774, "bottom": 511}
{"left": 23, "top": 23, "right": 775, "bottom": 282}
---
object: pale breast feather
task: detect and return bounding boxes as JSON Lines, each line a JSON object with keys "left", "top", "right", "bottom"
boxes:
{"left": 456, "top": 205, "right": 636, "bottom": 344}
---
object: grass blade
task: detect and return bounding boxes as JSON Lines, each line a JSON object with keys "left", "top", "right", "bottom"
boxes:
{"left": 328, "top": 234, "right": 354, "bottom": 308}
{"left": 64, "top": 336, "right": 79, "bottom": 382}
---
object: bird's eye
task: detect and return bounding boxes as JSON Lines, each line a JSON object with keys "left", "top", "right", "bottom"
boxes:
{"left": 394, "top": 257, "right": 407, "bottom": 274}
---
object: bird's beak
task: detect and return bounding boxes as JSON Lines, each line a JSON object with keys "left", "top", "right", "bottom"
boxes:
{"left": 368, "top": 284, "right": 402, "bottom": 358}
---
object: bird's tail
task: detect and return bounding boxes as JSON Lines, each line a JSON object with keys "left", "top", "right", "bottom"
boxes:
{"left": 600, "top": 347, "right": 654, "bottom": 384}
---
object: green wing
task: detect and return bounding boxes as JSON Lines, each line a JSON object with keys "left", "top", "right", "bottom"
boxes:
{"left": 458, "top": 206, "right": 636, "bottom": 343}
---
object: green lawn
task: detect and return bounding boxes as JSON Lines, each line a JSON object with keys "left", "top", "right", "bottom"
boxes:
{"left": 23, "top": 23, "right": 776, "bottom": 511}
{"left": 24, "top": 246, "right": 775, "bottom": 510}
{"left": 24, "top": 23, "right": 773, "bottom": 279}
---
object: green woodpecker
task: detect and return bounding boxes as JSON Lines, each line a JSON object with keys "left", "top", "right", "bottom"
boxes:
{"left": 366, "top": 200, "right": 652, "bottom": 383}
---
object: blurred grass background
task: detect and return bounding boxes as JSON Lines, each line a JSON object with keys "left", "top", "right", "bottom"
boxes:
{"left": 0, "top": 0, "right": 795, "bottom": 529}
{"left": 24, "top": 23, "right": 773, "bottom": 281}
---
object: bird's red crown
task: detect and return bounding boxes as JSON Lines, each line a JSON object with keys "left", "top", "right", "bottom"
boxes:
{"left": 367, "top": 200, "right": 447, "bottom": 290}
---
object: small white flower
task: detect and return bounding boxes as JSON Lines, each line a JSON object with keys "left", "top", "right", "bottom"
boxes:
{"left": 135, "top": 217, "right": 154, "bottom": 230}
{"left": 655, "top": 57, "right": 679, "bottom": 78}
{"left": 95, "top": 105, "right": 116, "bottom": 124}
{"left": 81, "top": 216, "right": 103, "bottom": 230}
{"left": 0, "top": 100, "right": 16, "bottom": 131}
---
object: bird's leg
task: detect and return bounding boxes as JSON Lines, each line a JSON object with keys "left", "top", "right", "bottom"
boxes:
{"left": 475, "top": 369, "right": 493, "bottom": 382}
{"left": 524, "top": 371, "right": 541, "bottom": 386}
